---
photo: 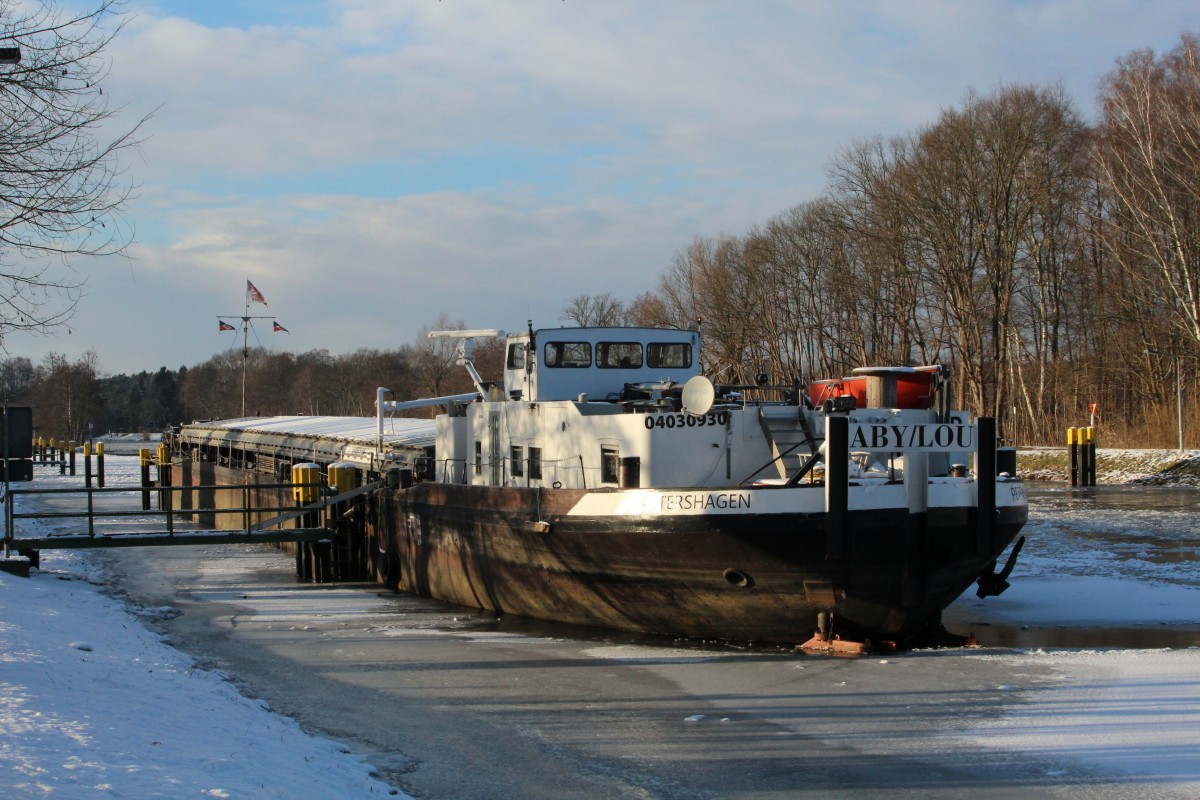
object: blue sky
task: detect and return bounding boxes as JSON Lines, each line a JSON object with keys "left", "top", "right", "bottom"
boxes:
{"left": 4, "top": 0, "right": 1198, "bottom": 375}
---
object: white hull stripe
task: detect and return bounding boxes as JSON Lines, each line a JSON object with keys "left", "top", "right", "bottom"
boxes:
{"left": 565, "top": 480, "right": 1022, "bottom": 517}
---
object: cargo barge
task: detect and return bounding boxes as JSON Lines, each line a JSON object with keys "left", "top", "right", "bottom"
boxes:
{"left": 169, "top": 325, "right": 1027, "bottom": 647}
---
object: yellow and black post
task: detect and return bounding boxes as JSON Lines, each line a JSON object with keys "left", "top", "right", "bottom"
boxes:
{"left": 156, "top": 442, "right": 172, "bottom": 519}
{"left": 96, "top": 442, "right": 105, "bottom": 488}
{"left": 1085, "top": 426, "right": 1097, "bottom": 486}
{"left": 83, "top": 442, "right": 93, "bottom": 488}
{"left": 292, "top": 462, "right": 324, "bottom": 582}
{"left": 1067, "top": 426, "right": 1079, "bottom": 487}
{"left": 139, "top": 448, "right": 153, "bottom": 511}
{"left": 1079, "top": 426, "right": 1090, "bottom": 487}
{"left": 327, "top": 462, "right": 360, "bottom": 580}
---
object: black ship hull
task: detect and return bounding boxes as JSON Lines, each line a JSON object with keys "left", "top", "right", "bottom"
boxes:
{"left": 373, "top": 482, "right": 1027, "bottom": 644}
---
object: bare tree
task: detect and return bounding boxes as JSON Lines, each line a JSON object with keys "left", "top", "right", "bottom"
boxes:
{"left": 560, "top": 293, "right": 627, "bottom": 327}
{"left": 1095, "top": 34, "right": 1200, "bottom": 352}
{"left": 625, "top": 291, "right": 673, "bottom": 328}
{"left": 657, "top": 235, "right": 760, "bottom": 381}
{"left": 0, "top": 0, "right": 145, "bottom": 342}
{"left": 411, "top": 315, "right": 474, "bottom": 409}
{"left": 33, "top": 349, "right": 103, "bottom": 441}
{"left": 0, "top": 354, "right": 34, "bottom": 400}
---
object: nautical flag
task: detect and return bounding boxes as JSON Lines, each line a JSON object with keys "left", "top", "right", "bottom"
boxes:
{"left": 273, "top": 322, "right": 289, "bottom": 333}
{"left": 219, "top": 320, "right": 235, "bottom": 332}
{"left": 247, "top": 280, "right": 268, "bottom": 307}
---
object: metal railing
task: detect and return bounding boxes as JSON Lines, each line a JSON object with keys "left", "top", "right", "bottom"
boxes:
{"left": 1, "top": 479, "right": 359, "bottom": 552}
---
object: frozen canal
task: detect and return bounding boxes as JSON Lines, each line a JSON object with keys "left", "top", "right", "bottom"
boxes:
{"left": 4, "top": 460, "right": 1199, "bottom": 798}
{"left": 945, "top": 483, "right": 1200, "bottom": 648}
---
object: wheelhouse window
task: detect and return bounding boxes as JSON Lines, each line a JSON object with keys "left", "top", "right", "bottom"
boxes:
{"left": 596, "top": 342, "right": 643, "bottom": 369}
{"left": 511, "top": 445, "right": 525, "bottom": 478}
{"left": 529, "top": 446, "right": 543, "bottom": 480}
{"left": 647, "top": 342, "right": 692, "bottom": 369}
{"left": 601, "top": 445, "right": 620, "bottom": 485}
{"left": 506, "top": 343, "right": 527, "bottom": 370}
{"left": 544, "top": 341, "right": 591, "bottom": 368}
{"left": 474, "top": 441, "right": 482, "bottom": 475}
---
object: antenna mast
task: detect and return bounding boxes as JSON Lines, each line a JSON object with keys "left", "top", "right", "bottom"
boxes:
{"left": 217, "top": 280, "right": 276, "bottom": 417}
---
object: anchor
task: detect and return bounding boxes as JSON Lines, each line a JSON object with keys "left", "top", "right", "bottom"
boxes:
{"left": 975, "top": 535, "right": 1025, "bottom": 598}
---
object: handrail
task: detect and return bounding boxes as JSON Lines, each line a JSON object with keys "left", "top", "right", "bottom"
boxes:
{"left": 3, "top": 480, "right": 332, "bottom": 552}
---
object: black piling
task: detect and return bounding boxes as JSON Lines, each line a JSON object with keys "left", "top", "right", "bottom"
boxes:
{"left": 824, "top": 415, "right": 848, "bottom": 561}
{"left": 1086, "top": 426, "right": 1098, "bottom": 486}
{"left": 975, "top": 417, "right": 996, "bottom": 557}
{"left": 1068, "top": 427, "right": 1079, "bottom": 486}
{"left": 292, "top": 463, "right": 326, "bottom": 582}
{"left": 140, "top": 448, "right": 153, "bottom": 511}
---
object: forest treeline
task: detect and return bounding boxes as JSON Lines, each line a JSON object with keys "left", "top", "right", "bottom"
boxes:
{"left": 634, "top": 33, "right": 1200, "bottom": 446}
{"left": 0, "top": 331, "right": 508, "bottom": 445}
{"left": 4, "top": 34, "right": 1200, "bottom": 447}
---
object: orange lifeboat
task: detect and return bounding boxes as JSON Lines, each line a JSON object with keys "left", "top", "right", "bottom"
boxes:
{"left": 808, "top": 366, "right": 942, "bottom": 410}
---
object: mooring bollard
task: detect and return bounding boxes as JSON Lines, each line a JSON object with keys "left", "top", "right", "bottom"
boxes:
{"left": 292, "top": 462, "right": 323, "bottom": 582}
{"left": 156, "top": 442, "right": 171, "bottom": 515}
{"left": 1067, "top": 426, "right": 1079, "bottom": 487}
{"left": 326, "top": 462, "right": 358, "bottom": 524}
{"left": 1079, "top": 426, "right": 1091, "bottom": 487}
{"left": 139, "top": 448, "right": 153, "bottom": 511}
{"left": 1085, "top": 426, "right": 1097, "bottom": 486}
{"left": 327, "top": 462, "right": 360, "bottom": 581}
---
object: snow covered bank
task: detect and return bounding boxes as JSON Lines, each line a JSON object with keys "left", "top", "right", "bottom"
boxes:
{"left": 1018, "top": 448, "right": 1200, "bottom": 484}
{"left": 1, "top": 458, "right": 402, "bottom": 799}
{"left": 0, "top": 550, "right": 401, "bottom": 799}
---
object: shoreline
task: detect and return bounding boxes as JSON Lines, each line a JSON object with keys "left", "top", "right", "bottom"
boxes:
{"left": 1016, "top": 447, "right": 1200, "bottom": 484}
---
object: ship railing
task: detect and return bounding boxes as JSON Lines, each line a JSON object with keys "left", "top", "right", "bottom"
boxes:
{"left": 435, "top": 457, "right": 470, "bottom": 484}
{"left": 442, "top": 454, "right": 606, "bottom": 490}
